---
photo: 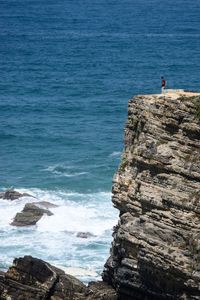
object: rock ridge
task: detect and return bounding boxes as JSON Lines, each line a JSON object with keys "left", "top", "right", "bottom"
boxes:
{"left": 103, "top": 93, "right": 200, "bottom": 299}
{"left": 0, "top": 256, "right": 117, "bottom": 300}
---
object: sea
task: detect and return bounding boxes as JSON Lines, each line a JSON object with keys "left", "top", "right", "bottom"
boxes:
{"left": 0, "top": 0, "right": 200, "bottom": 282}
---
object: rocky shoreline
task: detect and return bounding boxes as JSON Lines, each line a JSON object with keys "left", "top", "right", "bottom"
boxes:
{"left": 0, "top": 256, "right": 117, "bottom": 300}
{"left": 0, "top": 92, "right": 200, "bottom": 299}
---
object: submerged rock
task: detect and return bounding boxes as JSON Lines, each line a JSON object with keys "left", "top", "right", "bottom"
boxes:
{"left": 76, "top": 232, "right": 96, "bottom": 239}
{"left": 11, "top": 202, "right": 54, "bottom": 226}
{"left": 0, "top": 189, "right": 34, "bottom": 200}
{"left": 0, "top": 256, "right": 117, "bottom": 300}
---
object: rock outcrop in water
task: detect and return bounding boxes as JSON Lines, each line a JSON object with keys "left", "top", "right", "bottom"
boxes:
{"left": 103, "top": 92, "right": 200, "bottom": 299}
{"left": 11, "top": 202, "right": 56, "bottom": 226}
{"left": 0, "top": 189, "right": 33, "bottom": 200}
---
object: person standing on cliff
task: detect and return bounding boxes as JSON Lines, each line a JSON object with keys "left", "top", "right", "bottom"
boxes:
{"left": 161, "top": 76, "right": 166, "bottom": 94}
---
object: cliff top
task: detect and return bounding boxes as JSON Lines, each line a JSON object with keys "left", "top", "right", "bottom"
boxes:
{"left": 140, "top": 89, "right": 200, "bottom": 101}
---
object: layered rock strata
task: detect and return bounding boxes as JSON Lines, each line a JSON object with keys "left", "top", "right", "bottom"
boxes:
{"left": 103, "top": 93, "right": 200, "bottom": 299}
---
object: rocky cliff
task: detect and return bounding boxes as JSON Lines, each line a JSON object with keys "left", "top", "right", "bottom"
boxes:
{"left": 103, "top": 92, "right": 200, "bottom": 299}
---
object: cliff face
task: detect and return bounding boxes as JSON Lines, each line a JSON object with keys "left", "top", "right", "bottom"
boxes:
{"left": 103, "top": 93, "right": 200, "bottom": 300}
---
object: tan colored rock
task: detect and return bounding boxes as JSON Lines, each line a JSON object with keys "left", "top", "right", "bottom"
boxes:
{"left": 103, "top": 93, "right": 200, "bottom": 299}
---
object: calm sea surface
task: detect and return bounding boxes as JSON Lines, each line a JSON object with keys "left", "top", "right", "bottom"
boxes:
{"left": 0, "top": 0, "right": 200, "bottom": 281}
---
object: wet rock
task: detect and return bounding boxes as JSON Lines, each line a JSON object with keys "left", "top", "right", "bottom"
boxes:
{"left": 0, "top": 189, "right": 34, "bottom": 200}
{"left": 11, "top": 202, "right": 53, "bottom": 226}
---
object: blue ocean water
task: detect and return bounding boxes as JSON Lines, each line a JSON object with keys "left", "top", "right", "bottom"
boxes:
{"left": 0, "top": 0, "right": 200, "bottom": 281}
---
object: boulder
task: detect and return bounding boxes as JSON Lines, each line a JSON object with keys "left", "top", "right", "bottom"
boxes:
{"left": 0, "top": 189, "right": 34, "bottom": 200}
{"left": 0, "top": 256, "right": 58, "bottom": 300}
{"left": 0, "top": 256, "right": 117, "bottom": 300}
{"left": 11, "top": 202, "right": 53, "bottom": 226}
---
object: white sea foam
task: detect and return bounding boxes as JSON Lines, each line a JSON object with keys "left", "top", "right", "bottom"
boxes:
{"left": 0, "top": 188, "right": 118, "bottom": 282}
{"left": 61, "top": 266, "right": 99, "bottom": 278}
{"left": 0, "top": 188, "right": 117, "bottom": 234}
{"left": 43, "top": 164, "right": 88, "bottom": 177}
{"left": 37, "top": 203, "right": 115, "bottom": 235}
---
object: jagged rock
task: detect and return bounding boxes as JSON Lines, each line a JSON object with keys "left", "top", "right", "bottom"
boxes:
{"left": 0, "top": 256, "right": 117, "bottom": 300}
{"left": 11, "top": 202, "right": 53, "bottom": 226}
{"left": 103, "top": 93, "right": 200, "bottom": 299}
{"left": 0, "top": 189, "right": 34, "bottom": 200}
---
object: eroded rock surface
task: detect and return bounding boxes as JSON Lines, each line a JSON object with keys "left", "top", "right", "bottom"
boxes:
{"left": 0, "top": 256, "right": 117, "bottom": 300}
{"left": 103, "top": 94, "right": 200, "bottom": 299}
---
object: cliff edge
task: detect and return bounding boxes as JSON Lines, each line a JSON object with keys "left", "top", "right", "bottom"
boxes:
{"left": 103, "top": 92, "right": 200, "bottom": 300}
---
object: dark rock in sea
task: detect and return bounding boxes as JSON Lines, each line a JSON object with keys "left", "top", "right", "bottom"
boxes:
{"left": 0, "top": 189, "right": 34, "bottom": 200}
{"left": 11, "top": 202, "right": 53, "bottom": 226}
{"left": 0, "top": 256, "right": 117, "bottom": 300}
{"left": 76, "top": 232, "right": 96, "bottom": 239}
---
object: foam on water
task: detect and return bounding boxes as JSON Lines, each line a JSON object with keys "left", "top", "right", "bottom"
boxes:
{"left": 0, "top": 188, "right": 118, "bottom": 282}
{"left": 43, "top": 164, "right": 89, "bottom": 178}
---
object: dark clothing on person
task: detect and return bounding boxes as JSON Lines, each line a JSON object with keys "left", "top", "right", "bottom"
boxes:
{"left": 161, "top": 77, "right": 166, "bottom": 94}
{"left": 162, "top": 79, "right": 166, "bottom": 88}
